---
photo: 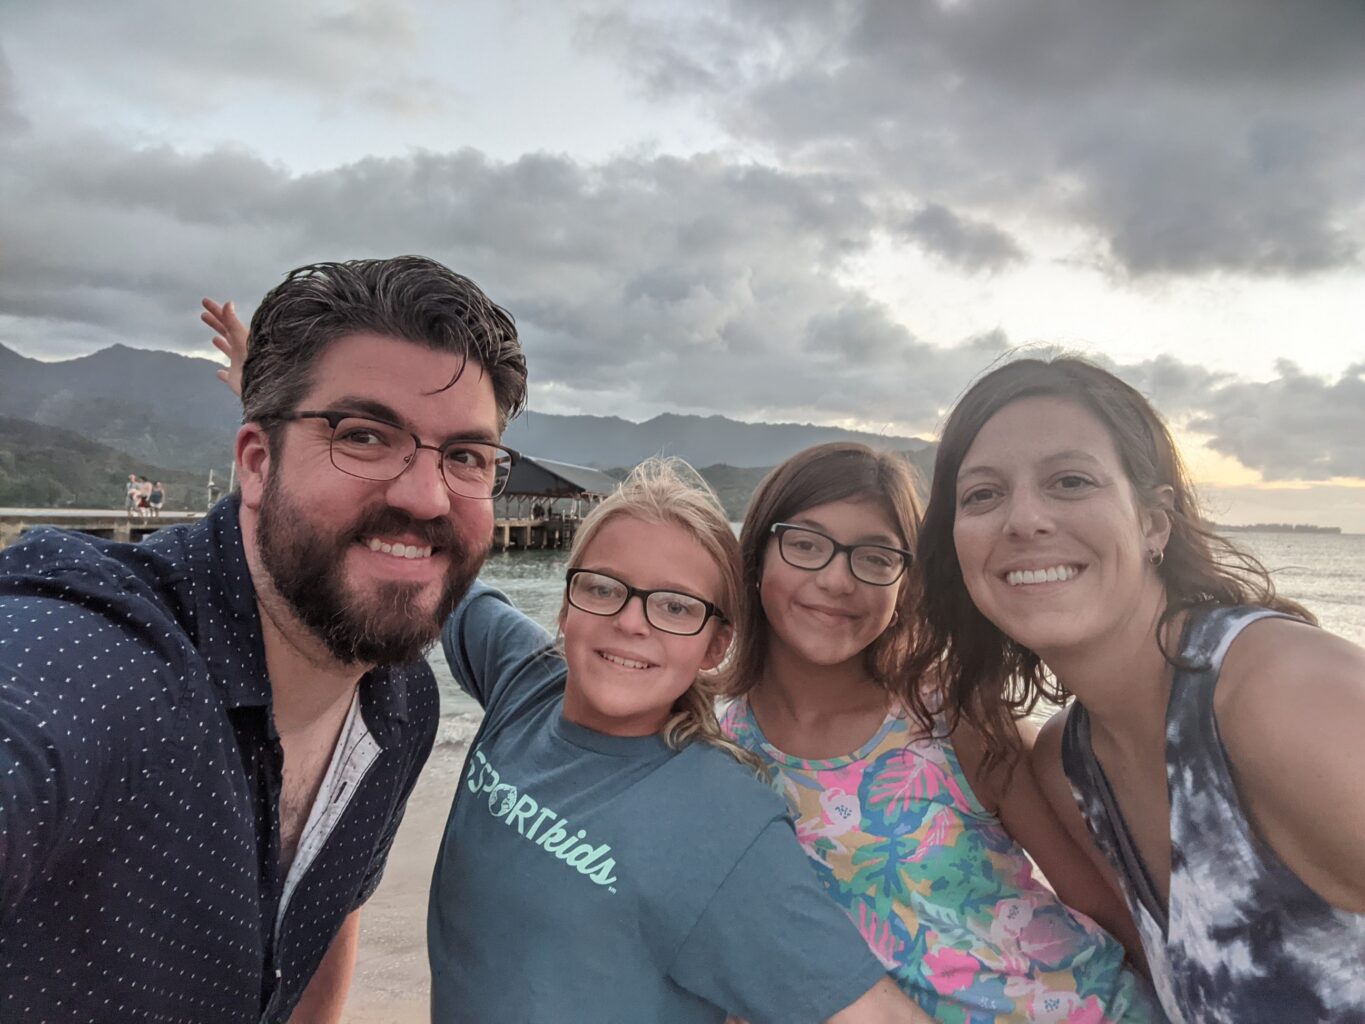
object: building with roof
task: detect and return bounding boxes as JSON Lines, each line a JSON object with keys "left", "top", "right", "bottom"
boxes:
{"left": 492, "top": 455, "right": 621, "bottom": 551}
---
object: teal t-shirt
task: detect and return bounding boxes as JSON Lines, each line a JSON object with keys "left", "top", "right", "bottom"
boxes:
{"left": 429, "top": 583, "right": 888, "bottom": 1024}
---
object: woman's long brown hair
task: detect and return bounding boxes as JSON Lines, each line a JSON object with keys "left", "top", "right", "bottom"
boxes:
{"left": 902, "top": 357, "right": 1313, "bottom": 778}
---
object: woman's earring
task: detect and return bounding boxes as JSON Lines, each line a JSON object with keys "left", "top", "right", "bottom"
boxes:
{"left": 1149, "top": 548, "right": 1165, "bottom": 567}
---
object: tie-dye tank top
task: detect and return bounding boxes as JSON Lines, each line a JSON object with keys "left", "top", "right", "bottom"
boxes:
{"left": 1062, "top": 605, "right": 1365, "bottom": 1023}
{"left": 721, "top": 698, "right": 1162, "bottom": 1024}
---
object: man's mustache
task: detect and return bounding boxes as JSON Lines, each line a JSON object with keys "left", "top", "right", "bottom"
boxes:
{"left": 345, "top": 507, "right": 461, "bottom": 552}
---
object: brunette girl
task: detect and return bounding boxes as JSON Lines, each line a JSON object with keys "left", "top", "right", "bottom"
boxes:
{"left": 723, "top": 443, "right": 1161, "bottom": 1023}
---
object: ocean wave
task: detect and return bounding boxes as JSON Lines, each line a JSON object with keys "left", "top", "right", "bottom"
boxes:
{"left": 436, "top": 711, "right": 485, "bottom": 750}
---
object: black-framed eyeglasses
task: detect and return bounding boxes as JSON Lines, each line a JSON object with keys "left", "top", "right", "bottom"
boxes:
{"left": 262, "top": 409, "right": 518, "bottom": 499}
{"left": 565, "top": 568, "right": 728, "bottom": 637}
{"left": 770, "top": 522, "right": 913, "bottom": 586}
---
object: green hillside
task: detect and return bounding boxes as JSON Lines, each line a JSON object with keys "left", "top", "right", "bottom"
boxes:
{"left": 0, "top": 415, "right": 216, "bottom": 511}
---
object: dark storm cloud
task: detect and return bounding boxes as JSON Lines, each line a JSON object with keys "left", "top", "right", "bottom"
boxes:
{"left": 0, "top": 128, "right": 998, "bottom": 426}
{"left": 578, "top": 6, "right": 737, "bottom": 98}
{"left": 1118, "top": 354, "right": 1230, "bottom": 415}
{"left": 1111, "top": 356, "right": 1365, "bottom": 481}
{"left": 2, "top": 126, "right": 1358, "bottom": 477}
{"left": 898, "top": 204, "right": 1024, "bottom": 272}
{"left": 0, "top": 48, "right": 27, "bottom": 135}
{"left": 584, "top": 0, "right": 1365, "bottom": 278}
{"left": 1187, "top": 362, "right": 1365, "bottom": 481}
{"left": 2, "top": 0, "right": 1360, "bottom": 482}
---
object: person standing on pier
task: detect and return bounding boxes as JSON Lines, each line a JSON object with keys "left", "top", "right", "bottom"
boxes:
{"left": 125, "top": 471, "right": 141, "bottom": 518}
{"left": 0, "top": 256, "right": 528, "bottom": 1024}
{"left": 207, "top": 467, "right": 222, "bottom": 509}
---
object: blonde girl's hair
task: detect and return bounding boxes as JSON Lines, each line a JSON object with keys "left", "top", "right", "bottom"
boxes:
{"left": 562, "top": 457, "right": 764, "bottom": 772}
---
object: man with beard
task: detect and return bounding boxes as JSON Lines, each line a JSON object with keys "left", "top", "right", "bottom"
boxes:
{"left": 0, "top": 257, "right": 528, "bottom": 1023}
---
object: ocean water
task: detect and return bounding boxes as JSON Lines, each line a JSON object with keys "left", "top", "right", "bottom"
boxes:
{"left": 428, "top": 547, "right": 572, "bottom": 745}
{"left": 428, "top": 532, "right": 1365, "bottom": 742}
{"left": 1235, "top": 532, "right": 1365, "bottom": 646}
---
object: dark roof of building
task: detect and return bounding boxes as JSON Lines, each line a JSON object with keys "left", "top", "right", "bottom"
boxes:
{"left": 503, "top": 456, "right": 619, "bottom": 499}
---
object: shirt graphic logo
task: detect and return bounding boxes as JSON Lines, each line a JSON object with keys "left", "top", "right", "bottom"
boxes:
{"left": 466, "top": 746, "right": 619, "bottom": 888}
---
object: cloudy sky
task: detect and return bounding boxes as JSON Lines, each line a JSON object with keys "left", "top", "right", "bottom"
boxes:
{"left": 2, "top": 0, "right": 1363, "bottom": 527}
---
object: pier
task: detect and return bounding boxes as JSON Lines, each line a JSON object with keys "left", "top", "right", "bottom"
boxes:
{"left": 2, "top": 456, "right": 622, "bottom": 554}
{"left": 0, "top": 508, "right": 582, "bottom": 553}
{"left": 491, "top": 515, "right": 577, "bottom": 553}
{"left": 492, "top": 455, "right": 618, "bottom": 552}
{"left": 0, "top": 508, "right": 203, "bottom": 550}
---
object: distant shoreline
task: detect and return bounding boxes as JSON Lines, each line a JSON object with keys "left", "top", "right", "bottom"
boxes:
{"left": 1214, "top": 523, "right": 1343, "bottom": 535}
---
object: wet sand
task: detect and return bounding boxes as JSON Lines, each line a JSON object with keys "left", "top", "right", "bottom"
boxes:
{"left": 345, "top": 742, "right": 470, "bottom": 1024}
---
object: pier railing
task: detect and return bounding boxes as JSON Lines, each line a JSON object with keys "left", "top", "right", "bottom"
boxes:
{"left": 1, "top": 509, "right": 579, "bottom": 553}
{"left": 0, "top": 508, "right": 203, "bottom": 550}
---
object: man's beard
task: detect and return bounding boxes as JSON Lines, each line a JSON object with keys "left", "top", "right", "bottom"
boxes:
{"left": 255, "top": 472, "right": 484, "bottom": 666}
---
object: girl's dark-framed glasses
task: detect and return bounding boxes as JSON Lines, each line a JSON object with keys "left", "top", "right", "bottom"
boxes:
{"left": 565, "top": 568, "right": 728, "bottom": 637}
{"left": 263, "top": 409, "right": 518, "bottom": 499}
{"left": 770, "top": 522, "right": 912, "bottom": 586}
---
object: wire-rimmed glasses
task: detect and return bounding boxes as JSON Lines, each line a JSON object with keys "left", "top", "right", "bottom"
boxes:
{"left": 263, "top": 409, "right": 517, "bottom": 499}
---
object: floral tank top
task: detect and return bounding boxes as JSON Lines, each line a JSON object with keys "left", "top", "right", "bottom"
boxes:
{"left": 721, "top": 698, "right": 1163, "bottom": 1024}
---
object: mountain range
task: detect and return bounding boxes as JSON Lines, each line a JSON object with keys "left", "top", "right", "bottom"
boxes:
{"left": 0, "top": 342, "right": 936, "bottom": 512}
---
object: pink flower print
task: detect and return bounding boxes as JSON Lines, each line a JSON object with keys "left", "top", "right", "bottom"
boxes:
{"left": 920, "top": 946, "right": 983, "bottom": 996}
{"left": 818, "top": 787, "right": 862, "bottom": 838}
{"left": 868, "top": 747, "right": 973, "bottom": 818}
{"left": 989, "top": 897, "right": 1035, "bottom": 943}
{"left": 903, "top": 805, "right": 955, "bottom": 863}
{"left": 1008, "top": 855, "right": 1042, "bottom": 891}
{"left": 1016, "top": 911, "right": 1087, "bottom": 970}
{"left": 794, "top": 816, "right": 827, "bottom": 853}
{"left": 819, "top": 763, "right": 867, "bottom": 796}
{"left": 854, "top": 902, "right": 904, "bottom": 969}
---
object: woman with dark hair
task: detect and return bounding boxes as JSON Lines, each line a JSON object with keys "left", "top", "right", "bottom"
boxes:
{"left": 722, "top": 442, "right": 1160, "bottom": 1023}
{"left": 908, "top": 357, "right": 1365, "bottom": 1024}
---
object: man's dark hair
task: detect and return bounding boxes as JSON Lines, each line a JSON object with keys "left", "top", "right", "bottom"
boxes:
{"left": 240, "top": 256, "right": 528, "bottom": 433}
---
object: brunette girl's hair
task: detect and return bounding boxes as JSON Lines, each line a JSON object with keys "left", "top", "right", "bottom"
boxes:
{"left": 723, "top": 442, "right": 923, "bottom": 698}
{"left": 562, "top": 457, "right": 761, "bottom": 770}
{"left": 904, "top": 356, "right": 1314, "bottom": 776}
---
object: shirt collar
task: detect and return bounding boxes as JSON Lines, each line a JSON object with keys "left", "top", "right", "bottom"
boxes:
{"left": 171, "top": 496, "right": 412, "bottom": 727}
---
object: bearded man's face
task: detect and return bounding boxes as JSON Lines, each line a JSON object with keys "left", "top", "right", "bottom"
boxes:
{"left": 256, "top": 468, "right": 484, "bottom": 665}
{"left": 251, "top": 332, "right": 500, "bottom": 666}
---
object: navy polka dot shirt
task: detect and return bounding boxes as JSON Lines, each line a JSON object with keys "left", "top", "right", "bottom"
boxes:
{"left": 0, "top": 497, "right": 438, "bottom": 1022}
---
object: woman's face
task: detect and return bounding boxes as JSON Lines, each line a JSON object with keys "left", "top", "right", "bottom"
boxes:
{"left": 560, "top": 516, "right": 732, "bottom": 736}
{"left": 759, "top": 497, "right": 905, "bottom": 670}
{"left": 951, "top": 396, "right": 1168, "bottom": 659}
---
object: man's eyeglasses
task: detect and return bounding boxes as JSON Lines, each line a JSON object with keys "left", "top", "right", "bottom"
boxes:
{"left": 263, "top": 410, "right": 518, "bottom": 500}
{"left": 769, "top": 522, "right": 913, "bottom": 586}
{"left": 565, "top": 569, "right": 727, "bottom": 637}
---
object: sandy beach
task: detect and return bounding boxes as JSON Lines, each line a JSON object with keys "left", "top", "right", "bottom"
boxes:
{"left": 345, "top": 739, "right": 472, "bottom": 1024}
